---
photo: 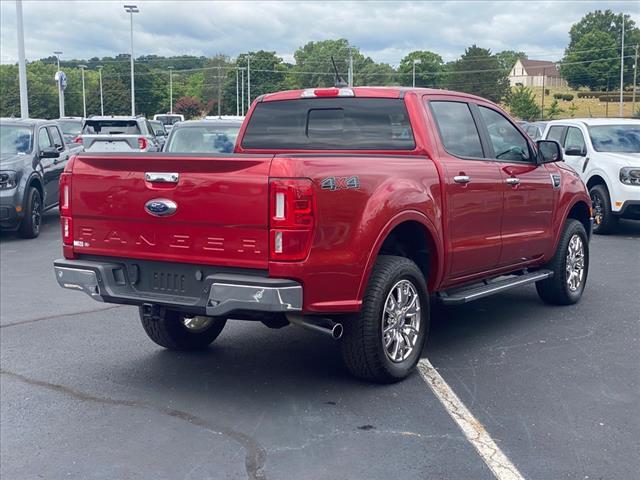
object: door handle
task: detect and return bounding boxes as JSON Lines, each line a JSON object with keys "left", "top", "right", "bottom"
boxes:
{"left": 506, "top": 177, "right": 521, "bottom": 186}
{"left": 145, "top": 172, "right": 179, "bottom": 183}
{"left": 453, "top": 175, "right": 471, "bottom": 184}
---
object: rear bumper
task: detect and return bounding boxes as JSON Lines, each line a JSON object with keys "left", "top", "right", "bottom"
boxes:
{"left": 53, "top": 258, "right": 303, "bottom": 316}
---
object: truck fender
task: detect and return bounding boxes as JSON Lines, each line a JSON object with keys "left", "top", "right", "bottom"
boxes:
{"left": 23, "top": 173, "right": 45, "bottom": 211}
{"left": 356, "top": 210, "right": 444, "bottom": 301}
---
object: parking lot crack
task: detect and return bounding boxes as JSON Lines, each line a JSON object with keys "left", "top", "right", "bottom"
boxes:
{"left": 0, "top": 305, "right": 124, "bottom": 329}
{"left": 0, "top": 369, "right": 267, "bottom": 480}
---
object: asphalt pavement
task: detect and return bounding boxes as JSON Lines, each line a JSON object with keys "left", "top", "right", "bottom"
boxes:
{"left": 1, "top": 209, "right": 638, "bottom": 480}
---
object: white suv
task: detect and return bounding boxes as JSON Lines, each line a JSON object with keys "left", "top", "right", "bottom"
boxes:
{"left": 542, "top": 118, "right": 640, "bottom": 234}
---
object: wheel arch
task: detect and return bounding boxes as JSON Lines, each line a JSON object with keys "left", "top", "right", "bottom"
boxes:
{"left": 566, "top": 200, "right": 592, "bottom": 238}
{"left": 357, "top": 211, "right": 444, "bottom": 301}
{"left": 24, "top": 174, "right": 45, "bottom": 209}
{"left": 585, "top": 174, "right": 608, "bottom": 192}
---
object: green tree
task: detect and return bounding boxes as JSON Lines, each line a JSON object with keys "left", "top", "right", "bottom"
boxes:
{"left": 545, "top": 99, "right": 564, "bottom": 120}
{"left": 561, "top": 10, "right": 639, "bottom": 90}
{"left": 445, "top": 45, "right": 510, "bottom": 102}
{"left": 507, "top": 86, "right": 540, "bottom": 120}
{"left": 397, "top": 51, "right": 445, "bottom": 87}
{"left": 495, "top": 50, "right": 527, "bottom": 72}
{"left": 289, "top": 39, "right": 354, "bottom": 88}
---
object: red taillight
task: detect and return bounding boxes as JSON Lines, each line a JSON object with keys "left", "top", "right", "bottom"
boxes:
{"left": 59, "top": 172, "right": 73, "bottom": 246}
{"left": 269, "top": 178, "right": 315, "bottom": 261}
{"left": 301, "top": 88, "right": 355, "bottom": 98}
{"left": 138, "top": 137, "right": 148, "bottom": 150}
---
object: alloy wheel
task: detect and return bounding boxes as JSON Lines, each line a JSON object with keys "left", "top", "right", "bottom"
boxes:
{"left": 381, "top": 279, "right": 421, "bottom": 363}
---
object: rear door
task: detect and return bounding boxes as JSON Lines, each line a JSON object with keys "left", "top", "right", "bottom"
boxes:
{"left": 427, "top": 99, "right": 504, "bottom": 280}
{"left": 45, "top": 125, "right": 69, "bottom": 207}
{"left": 475, "top": 105, "right": 555, "bottom": 266}
{"left": 69, "top": 154, "right": 273, "bottom": 269}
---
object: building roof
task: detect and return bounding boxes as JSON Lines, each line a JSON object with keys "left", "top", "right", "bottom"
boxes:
{"left": 518, "top": 59, "right": 561, "bottom": 77}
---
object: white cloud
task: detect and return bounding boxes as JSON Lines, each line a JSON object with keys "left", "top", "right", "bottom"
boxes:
{"left": 1, "top": 0, "right": 638, "bottom": 66}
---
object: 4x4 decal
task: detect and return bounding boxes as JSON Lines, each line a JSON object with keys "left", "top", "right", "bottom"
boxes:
{"left": 321, "top": 176, "right": 360, "bottom": 191}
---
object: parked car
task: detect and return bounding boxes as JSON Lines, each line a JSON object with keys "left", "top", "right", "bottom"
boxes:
{"left": 1, "top": 118, "right": 82, "bottom": 238}
{"left": 542, "top": 118, "right": 640, "bottom": 233}
{"left": 153, "top": 113, "right": 184, "bottom": 133}
{"left": 148, "top": 120, "right": 168, "bottom": 150}
{"left": 524, "top": 121, "right": 548, "bottom": 141}
{"left": 164, "top": 117, "right": 244, "bottom": 153}
{"left": 57, "top": 117, "right": 84, "bottom": 144}
{"left": 77, "top": 116, "right": 161, "bottom": 153}
{"left": 54, "top": 87, "right": 591, "bottom": 382}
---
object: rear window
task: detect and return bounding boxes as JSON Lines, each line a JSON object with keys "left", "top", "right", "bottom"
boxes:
{"left": 155, "top": 115, "right": 182, "bottom": 125}
{"left": 241, "top": 98, "right": 415, "bottom": 150}
{"left": 83, "top": 120, "right": 141, "bottom": 135}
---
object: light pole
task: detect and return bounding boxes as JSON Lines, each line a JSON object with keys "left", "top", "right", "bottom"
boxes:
{"left": 97, "top": 65, "right": 104, "bottom": 116}
{"left": 412, "top": 59, "right": 422, "bottom": 88}
{"left": 16, "top": 0, "right": 28, "bottom": 118}
{"left": 619, "top": 15, "right": 625, "bottom": 117}
{"left": 54, "top": 51, "right": 65, "bottom": 117}
{"left": 168, "top": 66, "right": 174, "bottom": 113}
{"left": 240, "top": 67, "right": 245, "bottom": 115}
{"left": 236, "top": 66, "right": 239, "bottom": 116}
{"left": 247, "top": 55, "right": 251, "bottom": 110}
{"left": 78, "top": 64, "right": 87, "bottom": 118}
{"left": 124, "top": 4, "right": 139, "bottom": 116}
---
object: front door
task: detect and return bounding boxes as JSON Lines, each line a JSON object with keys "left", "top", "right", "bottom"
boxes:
{"left": 37, "top": 127, "right": 58, "bottom": 206}
{"left": 427, "top": 99, "right": 504, "bottom": 280}
{"left": 476, "top": 105, "right": 556, "bottom": 265}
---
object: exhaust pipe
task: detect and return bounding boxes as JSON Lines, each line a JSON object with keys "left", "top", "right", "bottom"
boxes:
{"left": 286, "top": 314, "right": 343, "bottom": 340}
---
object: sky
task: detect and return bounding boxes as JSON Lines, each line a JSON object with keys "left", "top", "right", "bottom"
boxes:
{"left": 1, "top": 0, "right": 638, "bottom": 67}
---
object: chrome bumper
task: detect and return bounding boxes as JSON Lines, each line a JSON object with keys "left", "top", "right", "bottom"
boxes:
{"left": 53, "top": 259, "right": 303, "bottom": 316}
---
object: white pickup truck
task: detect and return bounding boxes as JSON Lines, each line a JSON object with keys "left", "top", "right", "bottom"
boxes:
{"left": 542, "top": 118, "right": 640, "bottom": 233}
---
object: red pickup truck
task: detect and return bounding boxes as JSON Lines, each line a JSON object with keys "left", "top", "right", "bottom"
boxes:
{"left": 54, "top": 87, "right": 592, "bottom": 382}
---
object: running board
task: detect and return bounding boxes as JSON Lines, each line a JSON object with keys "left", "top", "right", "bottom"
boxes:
{"left": 437, "top": 270, "right": 553, "bottom": 305}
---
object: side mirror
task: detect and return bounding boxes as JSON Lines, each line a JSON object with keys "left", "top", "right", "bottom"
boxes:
{"left": 564, "top": 146, "right": 586, "bottom": 157}
{"left": 40, "top": 146, "right": 60, "bottom": 158}
{"left": 536, "top": 140, "right": 563, "bottom": 164}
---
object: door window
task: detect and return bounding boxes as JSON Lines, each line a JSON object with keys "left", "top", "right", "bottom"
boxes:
{"left": 479, "top": 106, "right": 531, "bottom": 162}
{"left": 48, "top": 126, "right": 64, "bottom": 149}
{"left": 546, "top": 126, "right": 565, "bottom": 144}
{"left": 38, "top": 128, "right": 52, "bottom": 151}
{"left": 564, "top": 127, "right": 586, "bottom": 153}
{"left": 429, "top": 101, "right": 484, "bottom": 158}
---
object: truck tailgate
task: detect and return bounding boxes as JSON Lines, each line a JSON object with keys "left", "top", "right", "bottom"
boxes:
{"left": 69, "top": 153, "right": 273, "bottom": 269}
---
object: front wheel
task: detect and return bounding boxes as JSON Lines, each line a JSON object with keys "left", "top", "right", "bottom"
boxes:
{"left": 536, "top": 219, "right": 589, "bottom": 305}
{"left": 140, "top": 307, "right": 227, "bottom": 350}
{"left": 18, "top": 187, "right": 42, "bottom": 238}
{"left": 590, "top": 184, "right": 618, "bottom": 234}
{"left": 340, "top": 255, "right": 429, "bottom": 383}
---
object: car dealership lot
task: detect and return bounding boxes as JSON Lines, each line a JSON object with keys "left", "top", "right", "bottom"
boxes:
{"left": 1, "top": 211, "right": 638, "bottom": 480}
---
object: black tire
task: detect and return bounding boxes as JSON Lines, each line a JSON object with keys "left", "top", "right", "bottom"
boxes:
{"left": 139, "top": 307, "right": 227, "bottom": 350}
{"left": 536, "top": 219, "right": 589, "bottom": 305}
{"left": 589, "top": 184, "right": 618, "bottom": 234}
{"left": 340, "top": 255, "right": 429, "bottom": 383}
{"left": 18, "top": 187, "right": 42, "bottom": 239}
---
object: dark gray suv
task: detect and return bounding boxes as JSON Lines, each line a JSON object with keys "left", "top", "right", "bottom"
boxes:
{"left": 0, "top": 118, "right": 82, "bottom": 238}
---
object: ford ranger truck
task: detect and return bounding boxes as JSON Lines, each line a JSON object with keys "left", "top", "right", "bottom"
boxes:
{"left": 54, "top": 87, "right": 592, "bottom": 383}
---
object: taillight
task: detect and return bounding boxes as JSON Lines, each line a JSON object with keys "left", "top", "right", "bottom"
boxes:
{"left": 301, "top": 88, "right": 354, "bottom": 98}
{"left": 138, "top": 137, "right": 148, "bottom": 150}
{"left": 269, "top": 178, "right": 315, "bottom": 261}
{"left": 59, "top": 172, "right": 72, "bottom": 246}
{"left": 74, "top": 136, "right": 83, "bottom": 144}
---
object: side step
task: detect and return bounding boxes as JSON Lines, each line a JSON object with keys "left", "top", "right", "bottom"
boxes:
{"left": 437, "top": 270, "right": 553, "bottom": 305}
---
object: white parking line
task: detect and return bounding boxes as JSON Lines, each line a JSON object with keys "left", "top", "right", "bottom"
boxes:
{"left": 417, "top": 359, "right": 525, "bottom": 480}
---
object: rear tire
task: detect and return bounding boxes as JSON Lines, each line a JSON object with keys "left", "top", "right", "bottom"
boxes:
{"left": 589, "top": 184, "right": 618, "bottom": 234}
{"left": 140, "top": 307, "right": 227, "bottom": 350}
{"left": 340, "top": 255, "right": 429, "bottom": 383}
{"left": 18, "top": 187, "right": 42, "bottom": 239}
{"left": 536, "top": 219, "right": 589, "bottom": 305}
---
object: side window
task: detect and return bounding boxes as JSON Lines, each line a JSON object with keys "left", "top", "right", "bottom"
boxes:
{"left": 429, "top": 101, "right": 484, "bottom": 158}
{"left": 38, "top": 128, "right": 52, "bottom": 151}
{"left": 479, "top": 106, "right": 531, "bottom": 162}
{"left": 49, "top": 126, "right": 64, "bottom": 149}
{"left": 564, "top": 127, "right": 586, "bottom": 154}
{"left": 546, "top": 126, "right": 565, "bottom": 144}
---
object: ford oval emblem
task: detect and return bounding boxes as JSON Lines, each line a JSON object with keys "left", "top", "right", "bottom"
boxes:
{"left": 145, "top": 198, "right": 177, "bottom": 217}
